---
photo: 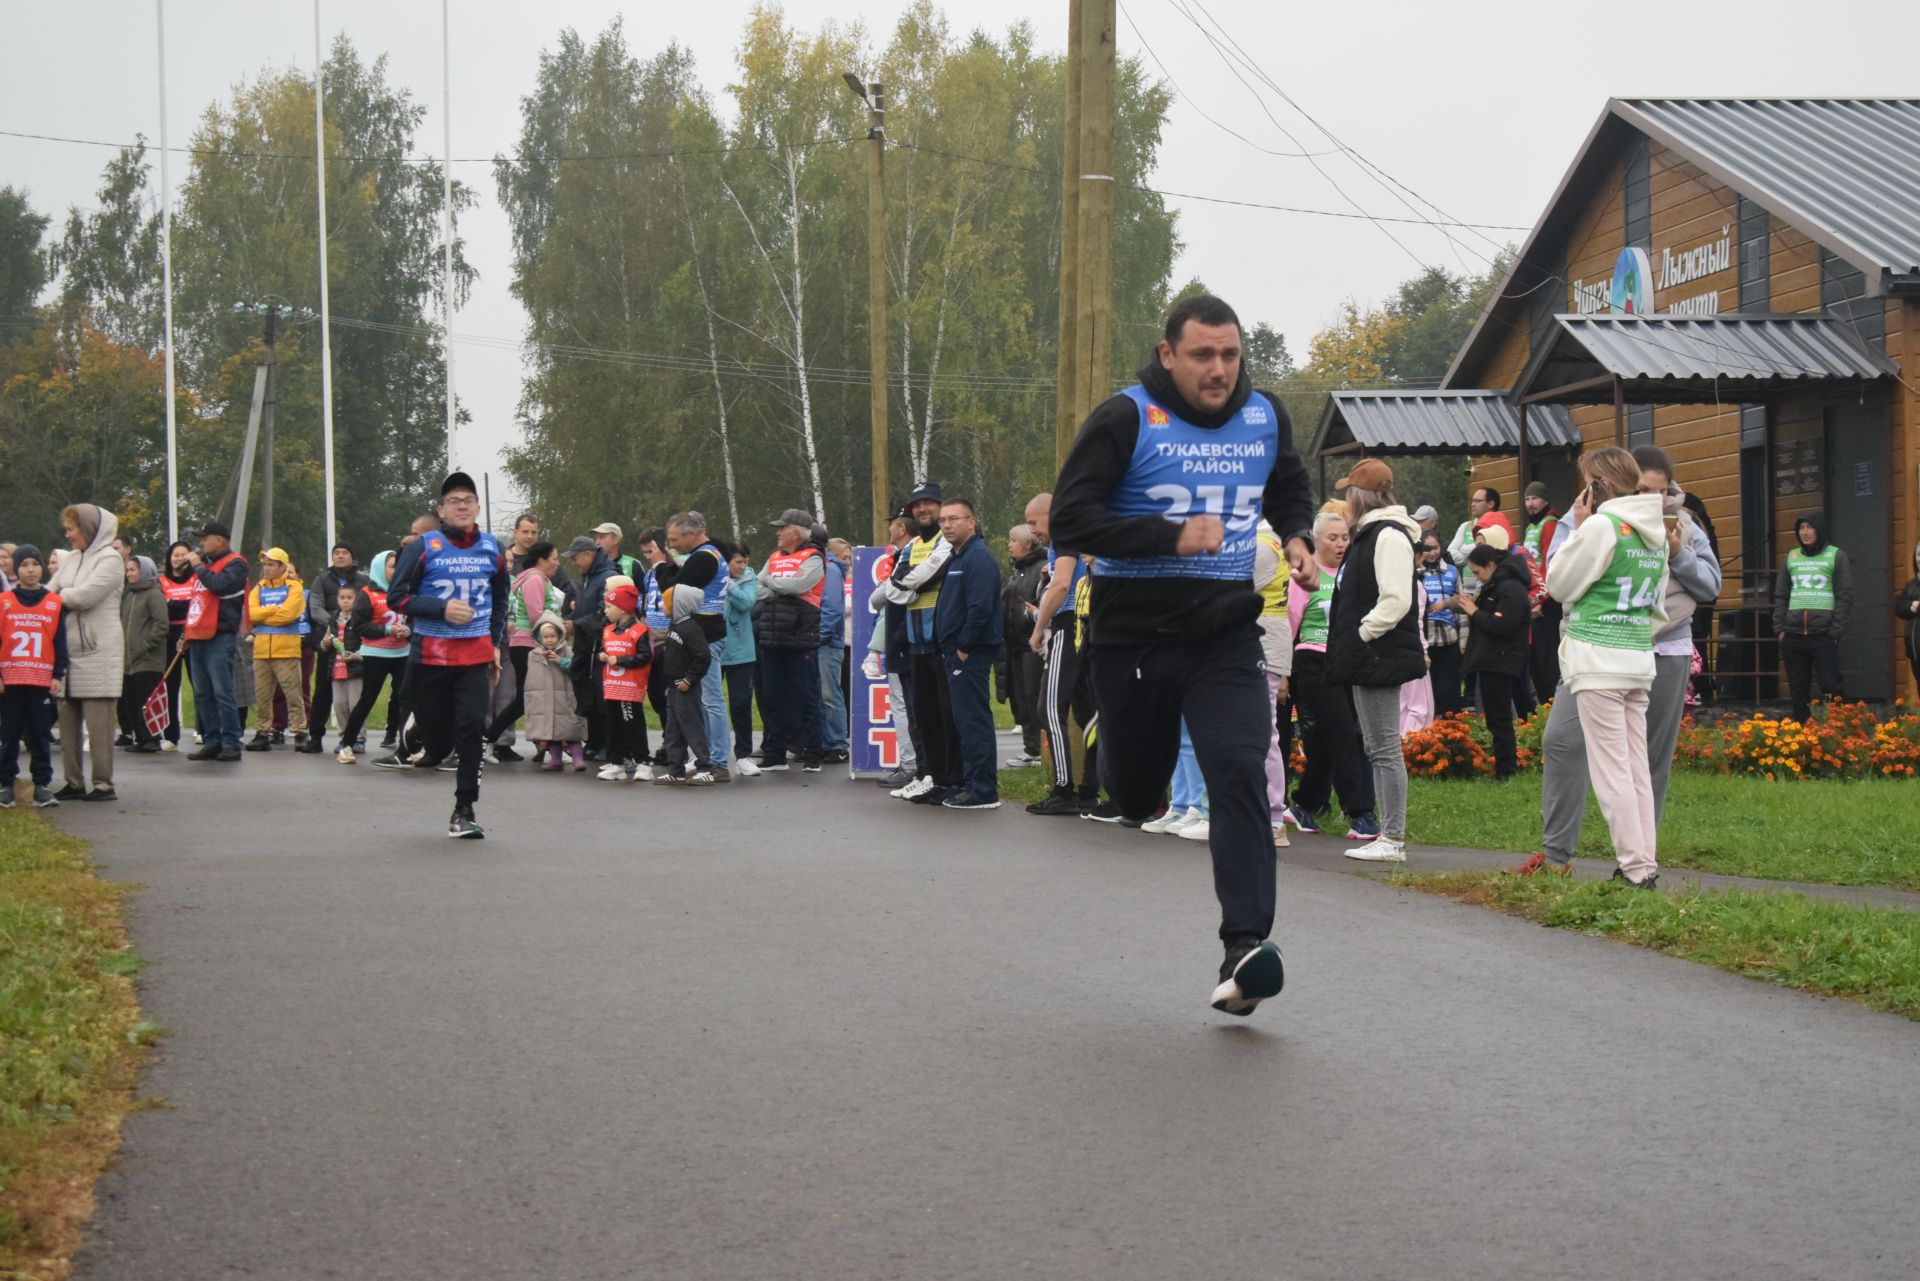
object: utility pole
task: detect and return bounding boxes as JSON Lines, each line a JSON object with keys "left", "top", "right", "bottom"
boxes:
{"left": 1074, "top": 0, "right": 1116, "bottom": 427}
{"left": 260, "top": 302, "right": 280, "bottom": 548}
{"left": 845, "top": 72, "right": 890, "bottom": 544}
{"left": 1055, "top": 0, "right": 1083, "bottom": 470}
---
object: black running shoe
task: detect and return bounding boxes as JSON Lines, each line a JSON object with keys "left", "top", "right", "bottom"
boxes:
{"left": 1210, "top": 940, "right": 1285, "bottom": 1017}
{"left": 1610, "top": 868, "right": 1660, "bottom": 891}
{"left": 372, "top": 753, "right": 407, "bottom": 770}
{"left": 447, "top": 806, "right": 485, "bottom": 839}
{"left": 1081, "top": 800, "right": 1124, "bottom": 823}
{"left": 54, "top": 784, "right": 89, "bottom": 801}
{"left": 216, "top": 747, "right": 243, "bottom": 761}
{"left": 0, "top": 789, "right": 12, "bottom": 809}
{"left": 941, "top": 791, "right": 1002, "bottom": 810}
{"left": 33, "top": 785, "right": 58, "bottom": 807}
{"left": 910, "top": 785, "right": 958, "bottom": 805}
{"left": 187, "top": 745, "right": 222, "bottom": 761}
{"left": 492, "top": 744, "right": 523, "bottom": 763}
{"left": 801, "top": 756, "right": 824, "bottom": 773}
{"left": 1024, "top": 786, "right": 1081, "bottom": 817}
{"left": 243, "top": 735, "right": 272, "bottom": 752}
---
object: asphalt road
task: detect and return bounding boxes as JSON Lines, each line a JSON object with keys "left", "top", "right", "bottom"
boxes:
{"left": 59, "top": 747, "right": 1920, "bottom": 1281}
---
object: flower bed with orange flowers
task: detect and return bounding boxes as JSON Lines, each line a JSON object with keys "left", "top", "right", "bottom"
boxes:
{"left": 1675, "top": 701, "right": 1920, "bottom": 781}
{"left": 1398, "top": 712, "right": 1541, "bottom": 779}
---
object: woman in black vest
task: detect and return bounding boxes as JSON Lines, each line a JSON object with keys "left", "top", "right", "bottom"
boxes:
{"left": 1324, "top": 459, "right": 1424, "bottom": 863}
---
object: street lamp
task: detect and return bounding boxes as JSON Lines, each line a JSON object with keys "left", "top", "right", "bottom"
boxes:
{"left": 843, "top": 70, "right": 889, "bottom": 546}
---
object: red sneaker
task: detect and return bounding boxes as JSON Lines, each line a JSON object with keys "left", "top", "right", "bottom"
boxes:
{"left": 1503, "top": 853, "right": 1571, "bottom": 877}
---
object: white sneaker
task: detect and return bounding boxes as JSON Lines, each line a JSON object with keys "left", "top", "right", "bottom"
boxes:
{"left": 1140, "top": 809, "right": 1181, "bottom": 834}
{"left": 733, "top": 757, "right": 760, "bottom": 778}
{"left": 893, "top": 775, "right": 934, "bottom": 799}
{"left": 1178, "top": 813, "right": 1211, "bottom": 842}
{"left": 336, "top": 747, "right": 357, "bottom": 764}
{"left": 1345, "top": 836, "right": 1408, "bottom": 863}
{"left": 193, "top": 731, "right": 204, "bottom": 745}
{"left": 631, "top": 763, "right": 654, "bottom": 782}
{"left": 861, "top": 653, "right": 885, "bottom": 681}
{"left": 596, "top": 763, "right": 626, "bottom": 781}
{"left": 161, "top": 740, "right": 178, "bottom": 753}
{"left": 1163, "top": 805, "right": 1205, "bottom": 836}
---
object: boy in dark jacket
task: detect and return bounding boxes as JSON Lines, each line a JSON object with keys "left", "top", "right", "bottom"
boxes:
{"left": 0, "top": 546, "right": 68, "bottom": 807}
{"left": 657, "top": 585, "right": 716, "bottom": 786}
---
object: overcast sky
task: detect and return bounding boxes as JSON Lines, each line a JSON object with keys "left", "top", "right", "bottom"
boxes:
{"left": 5, "top": 0, "right": 1916, "bottom": 515}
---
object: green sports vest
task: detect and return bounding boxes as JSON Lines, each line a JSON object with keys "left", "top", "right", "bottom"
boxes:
{"left": 1786, "top": 545, "right": 1838, "bottom": 612}
{"left": 1565, "top": 520, "right": 1664, "bottom": 650}
{"left": 1297, "top": 577, "right": 1335, "bottom": 647}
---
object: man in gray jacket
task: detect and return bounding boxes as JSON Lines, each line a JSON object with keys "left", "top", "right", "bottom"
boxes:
{"left": 1513, "top": 447, "right": 1722, "bottom": 877}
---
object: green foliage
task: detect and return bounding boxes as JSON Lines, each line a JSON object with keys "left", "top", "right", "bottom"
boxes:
{"left": 0, "top": 185, "right": 49, "bottom": 325}
{"left": 497, "top": 7, "right": 1180, "bottom": 544}
{"left": 1403, "top": 872, "right": 1920, "bottom": 1021}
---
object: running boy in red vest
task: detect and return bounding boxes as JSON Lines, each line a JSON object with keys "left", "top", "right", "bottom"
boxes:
{"left": 597, "top": 579, "right": 652, "bottom": 782}
{"left": 0, "top": 545, "right": 68, "bottom": 808}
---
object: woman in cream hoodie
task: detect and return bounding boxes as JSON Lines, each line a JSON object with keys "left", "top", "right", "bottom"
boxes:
{"left": 1542, "top": 446, "right": 1669, "bottom": 889}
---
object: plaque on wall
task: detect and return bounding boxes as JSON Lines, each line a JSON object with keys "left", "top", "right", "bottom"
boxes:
{"left": 1773, "top": 438, "right": 1822, "bottom": 498}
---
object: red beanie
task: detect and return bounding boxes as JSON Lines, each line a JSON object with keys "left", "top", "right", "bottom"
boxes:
{"left": 607, "top": 583, "right": 641, "bottom": 615}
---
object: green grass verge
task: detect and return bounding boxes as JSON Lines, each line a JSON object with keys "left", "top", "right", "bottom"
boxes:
{"left": 1399, "top": 871, "right": 1920, "bottom": 1020}
{"left": 1400, "top": 773, "right": 1920, "bottom": 892}
{"left": 0, "top": 801, "right": 149, "bottom": 1278}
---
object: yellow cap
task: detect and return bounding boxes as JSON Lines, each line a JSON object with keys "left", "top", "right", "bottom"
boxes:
{"left": 260, "top": 547, "right": 290, "bottom": 565}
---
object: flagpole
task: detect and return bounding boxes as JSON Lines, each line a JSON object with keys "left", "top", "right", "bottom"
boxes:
{"left": 314, "top": 0, "right": 338, "bottom": 548}
{"left": 156, "top": 0, "right": 178, "bottom": 544}
{"left": 441, "top": 0, "right": 456, "bottom": 469}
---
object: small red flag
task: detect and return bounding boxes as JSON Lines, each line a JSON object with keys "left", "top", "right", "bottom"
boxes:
{"left": 141, "top": 681, "right": 171, "bottom": 738}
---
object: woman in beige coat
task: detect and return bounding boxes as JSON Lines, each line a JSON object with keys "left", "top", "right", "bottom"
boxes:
{"left": 50, "top": 503, "right": 126, "bottom": 800}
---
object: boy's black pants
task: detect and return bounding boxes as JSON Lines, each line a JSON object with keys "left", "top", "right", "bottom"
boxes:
{"left": 1, "top": 685, "right": 57, "bottom": 787}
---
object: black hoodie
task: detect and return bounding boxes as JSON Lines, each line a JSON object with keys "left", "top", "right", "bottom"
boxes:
{"left": 1772, "top": 513, "right": 1853, "bottom": 638}
{"left": 1050, "top": 356, "right": 1313, "bottom": 647}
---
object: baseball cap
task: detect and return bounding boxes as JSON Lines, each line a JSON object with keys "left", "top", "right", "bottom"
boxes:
{"left": 769, "top": 507, "right": 814, "bottom": 529}
{"left": 591, "top": 521, "right": 622, "bottom": 538}
{"left": 907, "top": 481, "right": 943, "bottom": 506}
{"left": 564, "top": 535, "right": 598, "bottom": 556}
{"left": 1333, "top": 458, "right": 1394, "bottom": 492}
{"left": 196, "top": 519, "right": 231, "bottom": 539}
{"left": 439, "top": 470, "right": 478, "bottom": 497}
{"left": 1411, "top": 505, "right": 1439, "bottom": 523}
{"left": 260, "top": 547, "right": 291, "bottom": 565}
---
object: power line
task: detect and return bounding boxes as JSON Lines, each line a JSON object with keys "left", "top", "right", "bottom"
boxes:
{"left": 0, "top": 125, "right": 862, "bottom": 166}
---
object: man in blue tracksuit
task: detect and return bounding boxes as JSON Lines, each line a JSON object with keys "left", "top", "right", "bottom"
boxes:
{"left": 932, "top": 498, "right": 1004, "bottom": 809}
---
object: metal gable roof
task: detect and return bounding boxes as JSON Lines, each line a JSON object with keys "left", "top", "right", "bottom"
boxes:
{"left": 1514, "top": 313, "right": 1898, "bottom": 405}
{"left": 1616, "top": 98, "right": 1920, "bottom": 283}
{"left": 1312, "top": 390, "right": 1581, "bottom": 457}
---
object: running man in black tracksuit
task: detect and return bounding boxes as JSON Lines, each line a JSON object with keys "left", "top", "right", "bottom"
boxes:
{"left": 1051, "top": 295, "right": 1316, "bottom": 1017}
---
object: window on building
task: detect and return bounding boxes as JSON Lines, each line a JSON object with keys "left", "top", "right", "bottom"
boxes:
{"left": 1739, "top": 438, "right": 1771, "bottom": 598}
{"left": 1627, "top": 404, "right": 1653, "bottom": 446}
{"left": 1737, "top": 197, "right": 1769, "bottom": 312}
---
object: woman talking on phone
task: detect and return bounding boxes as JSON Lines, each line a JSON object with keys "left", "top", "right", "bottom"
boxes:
{"left": 1533, "top": 446, "right": 1670, "bottom": 889}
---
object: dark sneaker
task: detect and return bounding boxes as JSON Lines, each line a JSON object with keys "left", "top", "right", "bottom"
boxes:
{"left": 493, "top": 744, "right": 523, "bottom": 764}
{"left": 941, "top": 791, "right": 1002, "bottom": 810}
{"left": 0, "top": 789, "right": 12, "bottom": 809}
{"left": 1345, "top": 812, "right": 1381, "bottom": 841}
{"left": 801, "top": 756, "right": 824, "bottom": 773}
{"left": 877, "top": 768, "right": 914, "bottom": 789}
{"left": 1505, "top": 853, "right": 1573, "bottom": 878}
{"left": 243, "top": 735, "right": 272, "bottom": 752}
{"left": 707, "top": 767, "right": 732, "bottom": 784}
{"left": 435, "top": 758, "right": 459, "bottom": 773}
{"left": 134, "top": 741, "right": 162, "bottom": 753}
{"left": 82, "top": 787, "right": 118, "bottom": 802}
{"left": 33, "top": 785, "right": 58, "bottom": 807}
{"left": 1211, "top": 940, "right": 1286, "bottom": 1017}
{"left": 910, "top": 785, "right": 958, "bottom": 806}
{"left": 759, "top": 757, "right": 790, "bottom": 772}
{"left": 447, "top": 806, "right": 485, "bottom": 839}
{"left": 270, "top": 731, "right": 286, "bottom": 745}
{"left": 187, "top": 745, "right": 223, "bottom": 762}
{"left": 1610, "top": 868, "right": 1660, "bottom": 890}
{"left": 653, "top": 770, "right": 687, "bottom": 786}
{"left": 685, "top": 770, "right": 717, "bottom": 787}
{"left": 54, "top": 784, "right": 89, "bottom": 801}
{"left": 297, "top": 736, "right": 324, "bottom": 754}
{"left": 1283, "top": 803, "right": 1322, "bottom": 835}
{"left": 215, "top": 747, "right": 243, "bottom": 762}
{"left": 113, "top": 734, "right": 134, "bottom": 748}
{"left": 412, "top": 755, "right": 442, "bottom": 770}
{"left": 1081, "top": 800, "right": 1124, "bottom": 823}
{"left": 1025, "top": 787, "right": 1082, "bottom": 817}
{"left": 824, "top": 747, "right": 850, "bottom": 764}
{"left": 372, "top": 753, "right": 407, "bottom": 770}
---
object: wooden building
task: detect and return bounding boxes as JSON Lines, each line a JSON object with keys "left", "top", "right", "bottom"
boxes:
{"left": 1317, "top": 99, "right": 1920, "bottom": 702}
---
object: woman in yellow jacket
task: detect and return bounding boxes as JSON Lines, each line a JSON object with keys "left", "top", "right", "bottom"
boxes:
{"left": 245, "top": 547, "right": 310, "bottom": 750}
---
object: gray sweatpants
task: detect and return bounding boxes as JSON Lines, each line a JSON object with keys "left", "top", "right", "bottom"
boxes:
{"left": 1540, "top": 652, "right": 1691, "bottom": 863}
{"left": 1351, "top": 683, "right": 1407, "bottom": 841}
{"left": 661, "top": 681, "right": 712, "bottom": 772}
